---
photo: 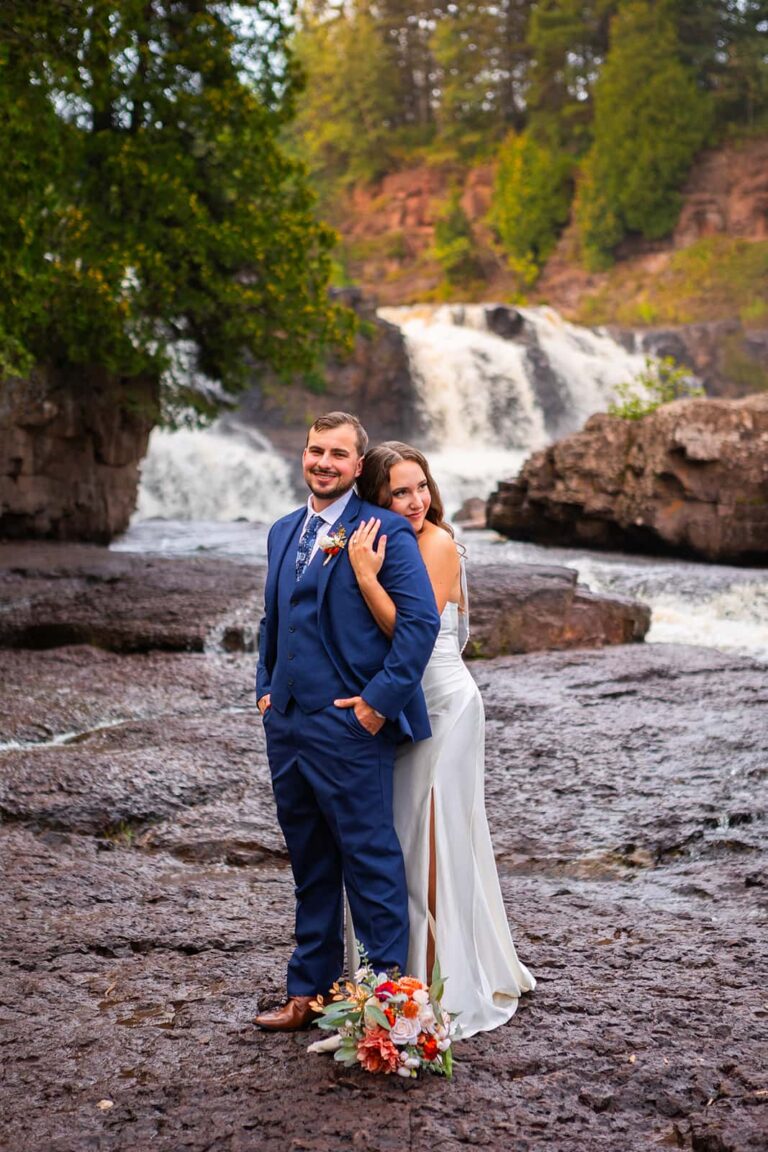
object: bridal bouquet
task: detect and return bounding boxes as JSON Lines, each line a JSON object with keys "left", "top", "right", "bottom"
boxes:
{"left": 308, "top": 951, "right": 456, "bottom": 1078}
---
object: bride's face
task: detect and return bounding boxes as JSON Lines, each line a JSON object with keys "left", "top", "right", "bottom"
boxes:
{"left": 385, "top": 460, "right": 431, "bottom": 533}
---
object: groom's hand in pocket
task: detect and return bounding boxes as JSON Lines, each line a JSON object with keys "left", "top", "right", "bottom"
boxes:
{"left": 333, "top": 695, "right": 385, "bottom": 735}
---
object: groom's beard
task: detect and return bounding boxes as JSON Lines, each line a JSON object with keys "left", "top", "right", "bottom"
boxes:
{"left": 306, "top": 469, "right": 356, "bottom": 502}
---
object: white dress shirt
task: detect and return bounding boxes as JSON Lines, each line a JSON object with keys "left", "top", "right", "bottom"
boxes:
{"left": 300, "top": 487, "right": 355, "bottom": 566}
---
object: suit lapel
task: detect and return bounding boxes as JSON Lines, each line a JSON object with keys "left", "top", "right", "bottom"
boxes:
{"left": 316, "top": 491, "right": 362, "bottom": 613}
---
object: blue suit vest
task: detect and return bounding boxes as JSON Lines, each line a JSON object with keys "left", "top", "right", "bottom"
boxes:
{"left": 270, "top": 520, "right": 346, "bottom": 713}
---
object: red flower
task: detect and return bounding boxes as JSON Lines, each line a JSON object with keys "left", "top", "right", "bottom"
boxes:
{"left": 374, "top": 980, "right": 397, "bottom": 1001}
{"left": 421, "top": 1036, "right": 439, "bottom": 1061}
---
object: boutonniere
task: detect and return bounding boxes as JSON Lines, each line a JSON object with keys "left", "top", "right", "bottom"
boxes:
{"left": 318, "top": 526, "right": 347, "bottom": 565}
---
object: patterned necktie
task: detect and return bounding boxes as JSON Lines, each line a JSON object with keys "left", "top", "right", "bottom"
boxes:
{"left": 295, "top": 513, "right": 324, "bottom": 580}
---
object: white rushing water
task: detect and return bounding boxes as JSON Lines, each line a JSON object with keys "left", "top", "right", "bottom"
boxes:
{"left": 121, "top": 303, "right": 767, "bottom": 663}
{"left": 377, "top": 303, "right": 647, "bottom": 512}
{"left": 136, "top": 421, "right": 295, "bottom": 523}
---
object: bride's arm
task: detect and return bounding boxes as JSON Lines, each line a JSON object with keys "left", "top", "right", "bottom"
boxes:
{"left": 350, "top": 518, "right": 461, "bottom": 634}
{"left": 348, "top": 518, "right": 396, "bottom": 638}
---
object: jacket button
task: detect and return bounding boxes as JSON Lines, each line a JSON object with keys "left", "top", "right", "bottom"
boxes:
{"left": 288, "top": 653, "right": 295, "bottom": 661}
{"left": 289, "top": 626, "right": 295, "bottom": 633}
{"left": 288, "top": 678, "right": 294, "bottom": 687}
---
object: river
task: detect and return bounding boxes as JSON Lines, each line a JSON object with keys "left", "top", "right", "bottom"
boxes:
{"left": 115, "top": 303, "right": 768, "bottom": 664}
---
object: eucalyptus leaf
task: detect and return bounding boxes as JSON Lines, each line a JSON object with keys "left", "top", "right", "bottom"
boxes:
{"left": 364, "top": 1002, "right": 391, "bottom": 1030}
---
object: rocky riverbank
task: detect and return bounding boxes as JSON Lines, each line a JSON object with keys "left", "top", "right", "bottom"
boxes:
{"left": 1, "top": 545, "right": 765, "bottom": 1152}
{"left": 488, "top": 394, "right": 768, "bottom": 564}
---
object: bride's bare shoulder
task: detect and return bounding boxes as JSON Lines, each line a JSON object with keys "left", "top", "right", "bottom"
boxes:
{"left": 419, "top": 523, "right": 460, "bottom": 564}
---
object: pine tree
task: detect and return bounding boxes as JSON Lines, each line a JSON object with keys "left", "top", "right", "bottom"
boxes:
{"left": 292, "top": 3, "right": 403, "bottom": 188}
{"left": 491, "top": 131, "right": 573, "bottom": 283}
{"left": 430, "top": 1, "right": 531, "bottom": 151}
{"left": 527, "top": 0, "right": 619, "bottom": 151}
{"left": 575, "top": 0, "right": 714, "bottom": 269}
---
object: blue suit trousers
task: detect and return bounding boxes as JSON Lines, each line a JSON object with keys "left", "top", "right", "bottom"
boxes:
{"left": 264, "top": 699, "right": 409, "bottom": 996}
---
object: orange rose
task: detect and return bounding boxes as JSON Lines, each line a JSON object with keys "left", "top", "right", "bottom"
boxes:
{"left": 402, "top": 999, "right": 420, "bottom": 1019}
{"left": 398, "top": 977, "right": 426, "bottom": 994}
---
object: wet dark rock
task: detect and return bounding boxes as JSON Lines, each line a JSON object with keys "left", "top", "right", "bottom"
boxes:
{"left": 0, "top": 551, "right": 765, "bottom": 1150}
{"left": 0, "top": 543, "right": 764, "bottom": 1147}
{"left": 0, "top": 541, "right": 265, "bottom": 653}
{"left": 0, "top": 542, "right": 649, "bottom": 662}
{"left": 488, "top": 394, "right": 768, "bottom": 564}
{"left": 484, "top": 305, "right": 524, "bottom": 340}
{"left": 467, "top": 563, "right": 650, "bottom": 657}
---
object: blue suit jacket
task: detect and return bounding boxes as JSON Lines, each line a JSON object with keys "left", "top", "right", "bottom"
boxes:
{"left": 256, "top": 492, "right": 440, "bottom": 742}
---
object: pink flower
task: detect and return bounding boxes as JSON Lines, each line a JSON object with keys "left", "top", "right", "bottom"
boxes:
{"left": 390, "top": 1015, "right": 422, "bottom": 1046}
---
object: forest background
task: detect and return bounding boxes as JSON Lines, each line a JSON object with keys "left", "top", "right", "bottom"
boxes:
{"left": 289, "top": 0, "right": 768, "bottom": 327}
{"left": 1, "top": 1, "right": 766, "bottom": 443}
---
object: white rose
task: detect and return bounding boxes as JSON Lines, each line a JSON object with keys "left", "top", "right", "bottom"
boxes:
{"left": 417, "top": 1003, "right": 436, "bottom": 1029}
{"left": 389, "top": 1015, "right": 421, "bottom": 1047}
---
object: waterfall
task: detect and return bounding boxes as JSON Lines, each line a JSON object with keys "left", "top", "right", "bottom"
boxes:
{"left": 378, "top": 303, "right": 647, "bottom": 514}
{"left": 133, "top": 303, "right": 650, "bottom": 522}
{"left": 135, "top": 420, "right": 296, "bottom": 523}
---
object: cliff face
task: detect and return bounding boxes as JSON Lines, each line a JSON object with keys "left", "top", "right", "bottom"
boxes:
{"left": 332, "top": 138, "right": 768, "bottom": 400}
{"left": 334, "top": 138, "right": 768, "bottom": 306}
{"left": 487, "top": 393, "right": 768, "bottom": 564}
{"left": 238, "top": 289, "right": 426, "bottom": 458}
{"left": 0, "top": 371, "right": 157, "bottom": 543}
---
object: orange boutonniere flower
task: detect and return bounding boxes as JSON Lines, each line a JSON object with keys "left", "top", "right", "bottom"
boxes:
{"left": 318, "top": 526, "right": 347, "bottom": 565}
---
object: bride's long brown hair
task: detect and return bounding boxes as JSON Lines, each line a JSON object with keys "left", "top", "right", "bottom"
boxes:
{"left": 357, "top": 441, "right": 455, "bottom": 538}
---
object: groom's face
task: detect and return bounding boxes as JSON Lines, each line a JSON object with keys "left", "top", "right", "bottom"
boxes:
{"left": 302, "top": 424, "right": 363, "bottom": 509}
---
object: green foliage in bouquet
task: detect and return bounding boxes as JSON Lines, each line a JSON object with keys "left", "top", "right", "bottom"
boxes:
{"left": 311, "top": 947, "right": 456, "bottom": 1078}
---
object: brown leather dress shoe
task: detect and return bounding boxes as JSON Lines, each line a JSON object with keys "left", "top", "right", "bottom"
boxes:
{"left": 254, "top": 995, "right": 320, "bottom": 1031}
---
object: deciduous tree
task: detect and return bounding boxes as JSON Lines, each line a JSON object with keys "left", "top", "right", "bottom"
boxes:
{"left": 0, "top": 1, "right": 352, "bottom": 413}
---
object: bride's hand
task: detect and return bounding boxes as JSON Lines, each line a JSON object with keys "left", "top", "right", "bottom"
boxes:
{"left": 349, "top": 517, "right": 387, "bottom": 582}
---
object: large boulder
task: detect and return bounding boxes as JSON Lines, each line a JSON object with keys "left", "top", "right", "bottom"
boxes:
{"left": 0, "top": 369, "right": 157, "bottom": 543}
{"left": 488, "top": 394, "right": 768, "bottom": 563}
{"left": 466, "top": 564, "right": 650, "bottom": 657}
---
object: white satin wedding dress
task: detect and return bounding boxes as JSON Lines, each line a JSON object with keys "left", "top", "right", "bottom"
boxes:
{"left": 392, "top": 569, "right": 535, "bottom": 1037}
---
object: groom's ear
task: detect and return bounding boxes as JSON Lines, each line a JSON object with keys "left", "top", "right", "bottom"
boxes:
{"left": 354, "top": 454, "right": 364, "bottom": 479}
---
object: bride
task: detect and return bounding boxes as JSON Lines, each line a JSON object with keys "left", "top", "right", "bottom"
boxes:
{"left": 348, "top": 442, "right": 535, "bottom": 1038}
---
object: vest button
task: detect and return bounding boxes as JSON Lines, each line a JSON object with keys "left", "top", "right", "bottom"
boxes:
{"left": 289, "top": 626, "right": 296, "bottom": 633}
{"left": 288, "top": 653, "right": 295, "bottom": 660}
{"left": 288, "top": 678, "right": 294, "bottom": 687}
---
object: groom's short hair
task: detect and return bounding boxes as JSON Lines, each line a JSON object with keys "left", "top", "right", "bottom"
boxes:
{"left": 308, "top": 412, "right": 368, "bottom": 456}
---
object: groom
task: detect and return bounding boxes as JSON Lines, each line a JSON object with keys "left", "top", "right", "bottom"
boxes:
{"left": 254, "top": 412, "right": 440, "bottom": 1030}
